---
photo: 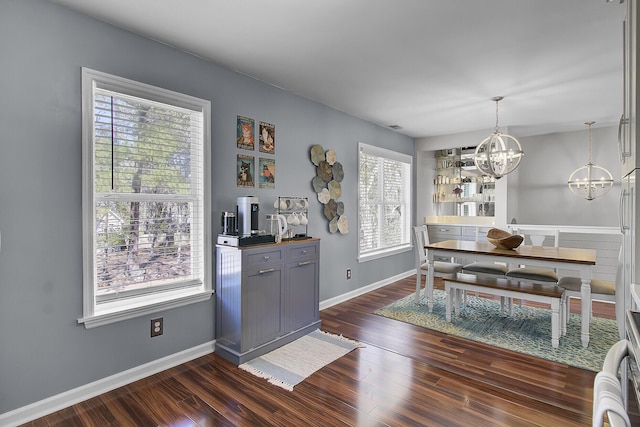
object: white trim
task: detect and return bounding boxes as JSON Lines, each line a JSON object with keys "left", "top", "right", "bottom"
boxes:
{"left": 78, "top": 290, "right": 213, "bottom": 329}
{"left": 358, "top": 245, "right": 412, "bottom": 263}
{"left": 358, "top": 141, "right": 413, "bottom": 164}
{"left": 0, "top": 340, "right": 216, "bottom": 427}
{"left": 80, "top": 67, "right": 212, "bottom": 325}
{"left": 319, "top": 270, "right": 414, "bottom": 310}
{"left": 357, "top": 142, "right": 413, "bottom": 260}
{"left": 506, "top": 224, "right": 621, "bottom": 235}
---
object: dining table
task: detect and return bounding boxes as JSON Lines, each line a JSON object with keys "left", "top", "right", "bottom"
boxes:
{"left": 420, "top": 239, "right": 597, "bottom": 348}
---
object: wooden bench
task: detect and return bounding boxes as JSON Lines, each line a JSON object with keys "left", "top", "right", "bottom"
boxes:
{"left": 443, "top": 273, "right": 565, "bottom": 348}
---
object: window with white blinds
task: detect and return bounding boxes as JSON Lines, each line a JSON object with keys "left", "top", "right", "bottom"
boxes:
{"left": 80, "top": 68, "right": 212, "bottom": 328}
{"left": 358, "top": 143, "right": 412, "bottom": 261}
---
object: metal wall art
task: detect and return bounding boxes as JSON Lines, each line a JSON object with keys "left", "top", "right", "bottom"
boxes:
{"left": 310, "top": 144, "right": 348, "bottom": 234}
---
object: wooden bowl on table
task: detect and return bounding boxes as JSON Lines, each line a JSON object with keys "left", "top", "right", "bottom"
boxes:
{"left": 487, "top": 228, "right": 523, "bottom": 250}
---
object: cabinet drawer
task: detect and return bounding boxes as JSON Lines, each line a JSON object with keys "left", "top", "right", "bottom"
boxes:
{"left": 462, "top": 226, "right": 477, "bottom": 241}
{"left": 428, "top": 225, "right": 461, "bottom": 242}
{"left": 244, "top": 248, "right": 283, "bottom": 268}
{"left": 286, "top": 242, "right": 318, "bottom": 262}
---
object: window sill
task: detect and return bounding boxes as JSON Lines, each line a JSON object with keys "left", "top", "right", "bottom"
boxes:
{"left": 78, "top": 288, "right": 213, "bottom": 329}
{"left": 358, "top": 244, "right": 412, "bottom": 263}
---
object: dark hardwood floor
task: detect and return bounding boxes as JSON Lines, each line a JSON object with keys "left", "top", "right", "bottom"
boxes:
{"left": 25, "top": 276, "right": 622, "bottom": 426}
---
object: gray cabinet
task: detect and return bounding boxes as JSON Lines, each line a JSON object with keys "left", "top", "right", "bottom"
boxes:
{"left": 215, "top": 239, "right": 321, "bottom": 364}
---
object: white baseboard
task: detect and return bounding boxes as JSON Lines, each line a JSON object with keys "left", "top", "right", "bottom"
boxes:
{"left": 319, "top": 270, "right": 414, "bottom": 310}
{"left": 0, "top": 340, "right": 215, "bottom": 427}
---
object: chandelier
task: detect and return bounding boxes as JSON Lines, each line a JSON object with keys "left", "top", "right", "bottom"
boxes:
{"left": 474, "top": 96, "right": 524, "bottom": 179}
{"left": 567, "top": 121, "right": 614, "bottom": 200}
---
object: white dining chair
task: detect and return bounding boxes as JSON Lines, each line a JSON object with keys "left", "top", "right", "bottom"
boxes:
{"left": 413, "top": 225, "right": 463, "bottom": 303}
{"left": 558, "top": 246, "right": 623, "bottom": 339}
{"left": 505, "top": 228, "right": 560, "bottom": 283}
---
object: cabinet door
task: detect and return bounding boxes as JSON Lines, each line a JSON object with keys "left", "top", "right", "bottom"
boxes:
{"left": 428, "top": 225, "right": 461, "bottom": 242}
{"left": 241, "top": 266, "right": 283, "bottom": 351}
{"left": 284, "top": 258, "right": 319, "bottom": 332}
{"left": 622, "top": 0, "right": 640, "bottom": 176}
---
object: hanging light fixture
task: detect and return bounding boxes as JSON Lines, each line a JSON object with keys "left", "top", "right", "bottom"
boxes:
{"left": 567, "top": 121, "right": 614, "bottom": 200}
{"left": 474, "top": 96, "right": 524, "bottom": 179}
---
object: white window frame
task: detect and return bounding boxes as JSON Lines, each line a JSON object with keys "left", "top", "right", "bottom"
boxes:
{"left": 79, "top": 68, "right": 212, "bottom": 328}
{"left": 357, "top": 142, "right": 413, "bottom": 262}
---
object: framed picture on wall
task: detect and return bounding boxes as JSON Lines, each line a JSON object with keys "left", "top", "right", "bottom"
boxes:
{"left": 259, "top": 157, "right": 275, "bottom": 189}
{"left": 237, "top": 154, "right": 255, "bottom": 187}
{"left": 259, "top": 121, "right": 275, "bottom": 154}
{"left": 237, "top": 115, "right": 255, "bottom": 150}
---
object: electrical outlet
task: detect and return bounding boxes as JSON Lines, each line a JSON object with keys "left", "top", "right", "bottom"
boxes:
{"left": 151, "top": 318, "right": 163, "bottom": 337}
{"left": 346, "top": 268, "right": 352, "bottom": 279}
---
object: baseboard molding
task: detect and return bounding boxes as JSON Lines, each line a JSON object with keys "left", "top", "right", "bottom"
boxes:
{"left": 0, "top": 340, "right": 215, "bottom": 427}
{"left": 319, "top": 270, "right": 414, "bottom": 310}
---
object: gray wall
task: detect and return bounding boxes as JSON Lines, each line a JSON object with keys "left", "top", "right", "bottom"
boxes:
{"left": 416, "top": 126, "right": 621, "bottom": 227}
{"left": 512, "top": 126, "right": 621, "bottom": 226}
{"left": 0, "top": 0, "right": 415, "bottom": 413}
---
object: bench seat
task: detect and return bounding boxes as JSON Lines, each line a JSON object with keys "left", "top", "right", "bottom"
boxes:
{"left": 443, "top": 273, "right": 565, "bottom": 348}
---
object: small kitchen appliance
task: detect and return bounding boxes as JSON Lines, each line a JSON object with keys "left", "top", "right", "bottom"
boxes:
{"left": 266, "top": 213, "right": 288, "bottom": 243}
{"left": 237, "top": 196, "right": 259, "bottom": 236}
{"left": 220, "top": 211, "right": 237, "bottom": 235}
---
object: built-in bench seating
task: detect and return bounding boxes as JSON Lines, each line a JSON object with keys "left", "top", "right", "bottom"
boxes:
{"left": 443, "top": 273, "right": 565, "bottom": 348}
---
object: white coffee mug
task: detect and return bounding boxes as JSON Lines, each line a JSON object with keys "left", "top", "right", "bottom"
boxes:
{"left": 299, "top": 212, "right": 309, "bottom": 225}
{"left": 287, "top": 213, "right": 300, "bottom": 226}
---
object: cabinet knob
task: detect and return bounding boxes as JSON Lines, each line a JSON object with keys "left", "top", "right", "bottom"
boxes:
{"left": 259, "top": 268, "right": 275, "bottom": 274}
{"left": 263, "top": 255, "right": 270, "bottom": 260}
{"left": 301, "top": 250, "right": 308, "bottom": 254}
{"left": 298, "top": 261, "right": 311, "bottom": 266}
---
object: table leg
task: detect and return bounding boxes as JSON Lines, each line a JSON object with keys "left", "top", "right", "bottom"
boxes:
{"left": 445, "top": 281, "right": 452, "bottom": 322}
{"left": 580, "top": 278, "right": 591, "bottom": 348}
{"left": 414, "top": 267, "right": 421, "bottom": 304}
{"left": 551, "top": 298, "right": 560, "bottom": 349}
{"left": 427, "top": 260, "right": 435, "bottom": 312}
{"left": 561, "top": 294, "right": 567, "bottom": 336}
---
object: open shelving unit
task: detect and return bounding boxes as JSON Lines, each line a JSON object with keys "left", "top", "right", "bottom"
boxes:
{"left": 432, "top": 147, "right": 495, "bottom": 217}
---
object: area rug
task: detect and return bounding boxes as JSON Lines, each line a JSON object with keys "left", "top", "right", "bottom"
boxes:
{"left": 239, "top": 329, "right": 364, "bottom": 390}
{"left": 374, "top": 289, "right": 619, "bottom": 371}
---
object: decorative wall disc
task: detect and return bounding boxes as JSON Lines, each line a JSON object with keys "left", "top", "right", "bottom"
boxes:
{"left": 317, "top": 160, "right": 333, "bottom": 182}
{"left": 312, "top": 176, "right": 325, "bottom": 193}
{"left": 309, "top": 145, "right": 348, "bottom": 235}
{"left": 332, "top": 162, "right": 344, "bottom": 182}
{"left": 323, "top": 199, "right": 338, "bottom": 220}
{"left": 328, "top": 180, "right": 342, "bottom": 199}
{"left": 317, "top": 188, "right": 330, "bottom": 204}
{"left": 329, "top": 216, "right": 338, "bottom": 233}
{"left": 325, "top": 149, "right": 337, "bottom": 165}
{"left": 337, "top": 215, "right": 349, "bottom": 234}
{"left": 310, "top": 144, "right": 325, "bottom": 166}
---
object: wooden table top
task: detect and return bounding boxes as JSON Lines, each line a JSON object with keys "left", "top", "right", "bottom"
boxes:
{"left": 426, "top": 239, "right": 596, "bottom": 265}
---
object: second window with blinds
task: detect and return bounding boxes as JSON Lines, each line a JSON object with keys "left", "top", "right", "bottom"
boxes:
{"left": 357, "top": 142, "right": 412, "bottom": 262}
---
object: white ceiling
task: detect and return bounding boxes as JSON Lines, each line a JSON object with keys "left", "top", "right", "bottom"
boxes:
{"left": 51, "top": 0, "right": 624, "bottom": 139}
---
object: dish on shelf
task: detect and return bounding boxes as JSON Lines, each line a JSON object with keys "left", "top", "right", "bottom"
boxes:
{"left": 487, "top": 228, "right": 523, "bottom": 250}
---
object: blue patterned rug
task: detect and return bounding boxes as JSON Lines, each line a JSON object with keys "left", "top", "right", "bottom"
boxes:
{"left": 374, "top": 289, "right": 619, "bottom": 371}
